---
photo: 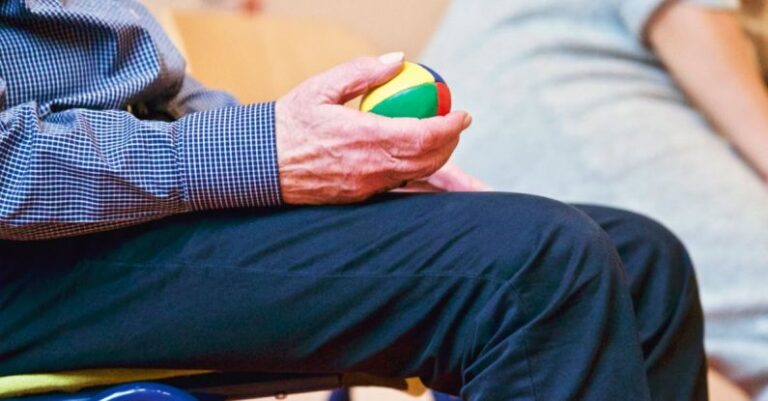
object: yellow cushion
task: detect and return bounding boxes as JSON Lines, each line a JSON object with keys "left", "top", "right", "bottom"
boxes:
{"left": 0, "top": 369, "right": 211, "bottom": 398}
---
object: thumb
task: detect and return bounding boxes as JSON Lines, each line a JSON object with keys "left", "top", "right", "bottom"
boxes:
{"left": 303, "top": 52, "right": 405, "bottom": 104}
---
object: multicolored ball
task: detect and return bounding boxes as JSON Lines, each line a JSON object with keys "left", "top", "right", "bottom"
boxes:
{"left": 360, "top": 62, "right": 451, "bottom": 119}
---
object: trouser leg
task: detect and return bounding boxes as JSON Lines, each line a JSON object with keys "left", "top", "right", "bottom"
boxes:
{"left": 1, "top": 193, "right": 676, "bottom": 401}
{"left": 577, "top": 206, "right": 707, "bottom": 401}
{"left": 431, "top": 205, "right": 707, "bottom": 401}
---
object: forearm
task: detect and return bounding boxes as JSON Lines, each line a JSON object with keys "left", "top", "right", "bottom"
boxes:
{"left": 648, "top": 2, "right": 768, "bottom": 179}
{"left": 0, "top": 102, "right": 280, "bottom": 241}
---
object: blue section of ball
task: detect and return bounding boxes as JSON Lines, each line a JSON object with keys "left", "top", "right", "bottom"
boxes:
{"left": 418, "top": 63, "right": 445, "bottom": 83}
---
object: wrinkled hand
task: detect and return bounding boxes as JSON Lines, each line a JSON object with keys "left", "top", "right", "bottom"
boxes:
{"left": 397, "top": 162, "right": 492, "bottom": 193}
{"left": 275, "top": 53, "right": 472, "bottom": 204}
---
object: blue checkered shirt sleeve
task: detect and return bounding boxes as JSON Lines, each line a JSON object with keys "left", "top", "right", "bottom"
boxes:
{"left": 0, "top": 0, "right": 282, "bottom": 241}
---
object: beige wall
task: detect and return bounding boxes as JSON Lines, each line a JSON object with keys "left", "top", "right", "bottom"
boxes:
{"left": 151, "top": 0, "right": 764, "bottom": 68}
{"left": 171, "top": 10, "right": 379, "bottom": 102}
{"left": 144, "top": 0, "right": 451, "bottom": 102}
{"left": 150, "top": 0, "right": 449, "bottom": 58}
{"left": 261, "top": 0, "right": 449, "bottom": 58}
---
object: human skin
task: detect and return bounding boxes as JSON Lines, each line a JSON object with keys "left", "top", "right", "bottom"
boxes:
{"left": 274, "top": 52, "right": 475, "bottom": 204}
{"left": 429, "top": 1, "right": 768, "bottom": 193}
{"left": 277, "top": 2, "right": 768, "bottom": 201}
{"left": 648, "top": 1, "right": 768, "bottom": 182}
{"left": 427, "top": 1, "right": 768, "bottom": 193}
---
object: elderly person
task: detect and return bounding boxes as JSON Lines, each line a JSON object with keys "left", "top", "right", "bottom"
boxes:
{"left": 423, "top": 0, "right": 768, "bottom": 398}
{"left": 0, "top": 1, "right": 708, "bottom": 400}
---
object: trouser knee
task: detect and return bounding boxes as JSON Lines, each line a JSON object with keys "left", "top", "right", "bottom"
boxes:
{"left": 444, "top": 193, "right": 636, "bottom": 348}
{"left": 465, "top": 194, "right": 630, "bottom": 304}
{"left": 580, "top": 205, "right": 702, "bottom": 326}
{"left": 442, "top": 194, "right": 649, "bottom": 400}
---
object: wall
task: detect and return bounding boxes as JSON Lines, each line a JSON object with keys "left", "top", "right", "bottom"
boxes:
{"left": 149, "top": 0, "right": 449, "bottom": 58}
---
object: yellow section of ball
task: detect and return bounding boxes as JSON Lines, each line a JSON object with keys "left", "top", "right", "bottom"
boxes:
{"left": 360, "top": 62, "right": 434, "bottom": 113}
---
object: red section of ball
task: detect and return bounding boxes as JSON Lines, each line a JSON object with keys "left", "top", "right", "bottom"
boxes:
{"left": 435, "top": 82, "right": 452, "bottom": 116}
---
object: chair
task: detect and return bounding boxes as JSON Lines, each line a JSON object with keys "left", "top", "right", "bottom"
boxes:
{"left": 9, "top": 371, "right": 420, "bottom": 401}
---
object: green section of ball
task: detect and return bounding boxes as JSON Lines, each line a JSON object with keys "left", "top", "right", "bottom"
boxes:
{"left": 369, "top": 83, "right": 438, "bottom": 119}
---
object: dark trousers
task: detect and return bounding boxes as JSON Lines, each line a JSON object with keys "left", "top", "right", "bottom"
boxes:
{"left": 0, "top": 193, "right": 706, "bottom": 401}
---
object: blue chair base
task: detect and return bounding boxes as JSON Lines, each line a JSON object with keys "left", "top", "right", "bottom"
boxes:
{"left": 13, "top": 372, "right": 343, "bottom": 401}
{"left": 18, "top": 383, "right": 202, "bottom": 401}
{"left": 11, "top": 372, "right": 463, "bottom": 401}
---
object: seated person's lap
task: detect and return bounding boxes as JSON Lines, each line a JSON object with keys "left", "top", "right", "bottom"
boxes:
{"left": 0, "top": 192, "right": 704, "bottom": 400}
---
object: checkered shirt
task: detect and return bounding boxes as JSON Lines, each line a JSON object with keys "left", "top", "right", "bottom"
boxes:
{"left": 0, "top": 0, "right": 282, "bottom": 240}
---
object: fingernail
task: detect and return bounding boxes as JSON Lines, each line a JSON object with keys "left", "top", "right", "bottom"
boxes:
{"left": 462, "top": 114, "right": 473, "bottom": 129}
{"left": 378, "top": 51, "right": 405, "bottom": 65}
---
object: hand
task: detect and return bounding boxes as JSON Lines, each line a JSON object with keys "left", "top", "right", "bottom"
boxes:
{"left": 396, "top": 162, "right": 492, "bottom": 193}
{"left": 275, "top": 53, "right": 472, "bottom": 204}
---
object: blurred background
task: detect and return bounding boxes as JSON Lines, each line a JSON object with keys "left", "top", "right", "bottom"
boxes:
{"left": 139, "top": 1, "right": 766, "bottom": 400}
{"left": 145, "top": 0, "right": 449, "bottom": 56}
{"left": 141, "top": 0, "right": 766, "bottom": 103}
{"left": 141, "top": 0, "right": 451, "bottom": 104}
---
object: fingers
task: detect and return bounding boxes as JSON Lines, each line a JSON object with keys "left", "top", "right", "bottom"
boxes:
{"left": 425, "top": 162, "right": 493, "bottom": 192}
{"left": 412, "top": 112, "right": 471, "bottom": 153}
{"left": 276, "top": 59, "right": 473, "bottom": 205}
{"left": 340, "top": 108, "right": 471, "bottom": 156}
{"left": 398, "top": 135, "right": 461, "bottom": 180}
{"left": 382, "top": 112, "right": 469, "bottom": 182}
{"left": 299, "top": 53, "right": 406, "bottom": 105}
{"left": 328, "top": 106, "right": 470, "bottom": 178}
{"left": 385, "top": 111, "right": 470, "bottom": 151}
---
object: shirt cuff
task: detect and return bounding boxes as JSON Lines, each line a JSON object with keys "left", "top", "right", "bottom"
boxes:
{"left": 619, "top": 0, "right": 741, "bottom": 41}
{"left": 180, "top": 102, "right": 283, "bottom": 210}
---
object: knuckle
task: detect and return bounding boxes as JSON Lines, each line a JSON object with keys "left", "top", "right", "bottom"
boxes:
{"left": 383, "top": 164, "right": 408, "bottom": 183}
{"left": 378, "top": 146, "right": 406, "bottom": 172}
{"left": 351, "top": 192, "right": 372, "bottom": 203}
{"left": 336, "top": 184, "right": 359, "bottom": 203}
{"left": 409, "top": 162, "right": 430, "bottom": 179}
{"left": 349, "top": 183, "right": 373, "bottom": 202}
{"left": 364, "top": 118, "right": 387, "bottom": 140}
{"left": 423, "top": 160, "right": 441, "bottom": 176}
{"left": 349, "top": 57, "right": 369, "bottom": 69}
{"left": 350, "top": 56, "right": 374, "bottom": 71}
{"left": 420, "top": 156, "right": 445, "bottom": 177}
{"left": 339, "top": 170, "right": 375, "bottom": 200}
{"left": 392, "top": 157, "right": 412, "bottom": 174}
{"left": 347, "top": 58, "right": 373, "bottom": 80}
{"left": 415, "top": 128, "right": 436, "bottom": 152}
